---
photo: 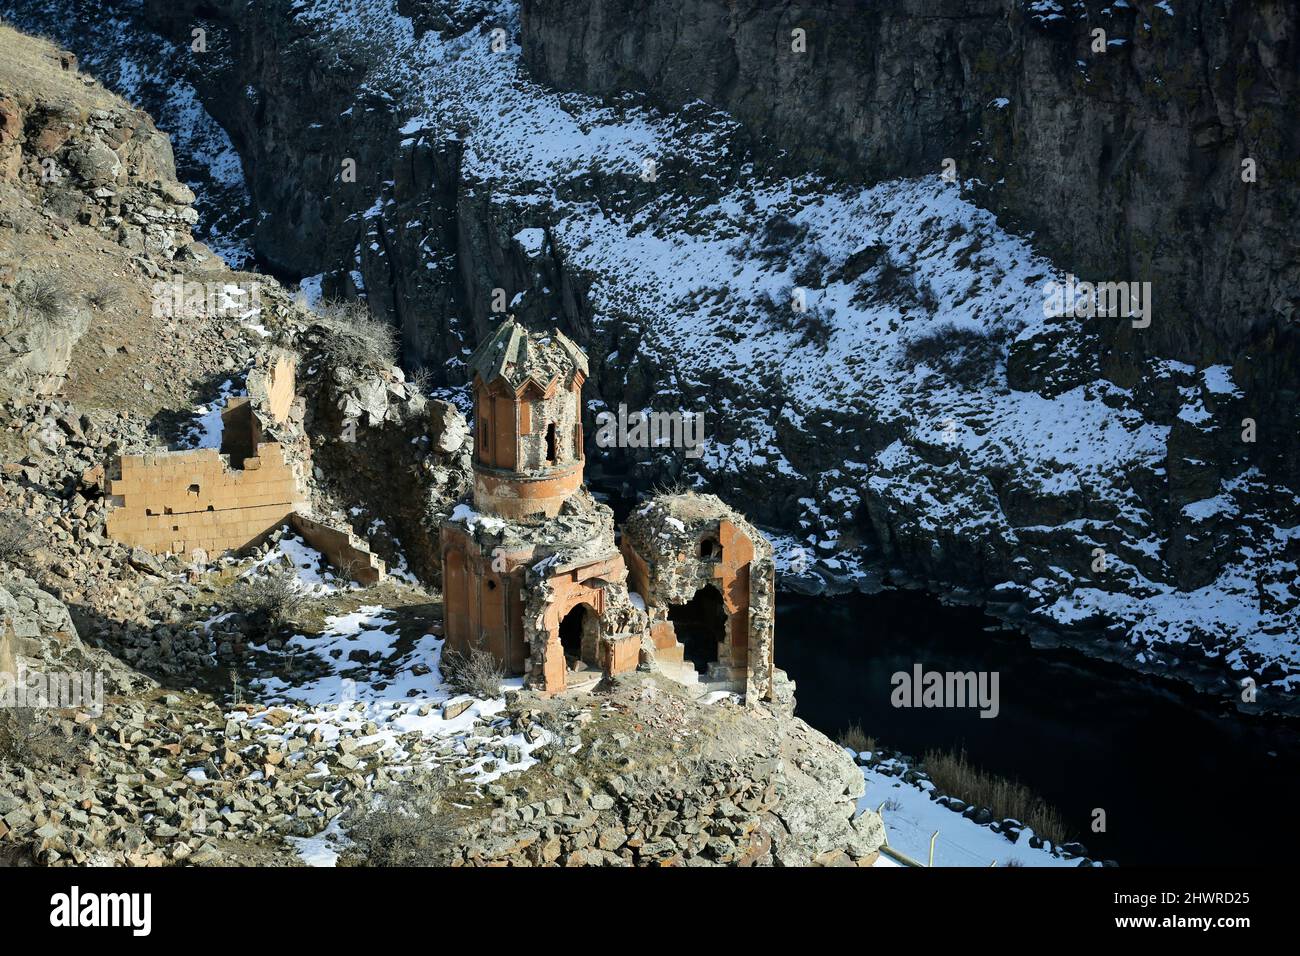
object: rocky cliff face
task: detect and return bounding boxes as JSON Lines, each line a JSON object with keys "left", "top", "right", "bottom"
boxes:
{"left": 520, "top": 0, "right": 1300, "bottom": 514}
{"left": 12, "top": 0, "right": 1297, "bottom": 708}
{"left": 521, "top": 0, "right": 1300, "bottom": 361}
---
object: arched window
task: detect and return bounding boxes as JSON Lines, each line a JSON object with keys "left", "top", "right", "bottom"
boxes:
{"left": 546, "top": 422, "right": 558, "bottom": 464}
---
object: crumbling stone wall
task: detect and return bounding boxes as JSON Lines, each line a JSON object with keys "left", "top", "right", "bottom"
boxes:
{"left": 104, "top": 443, "right": 304, "bottom": 558}
{"left": 521, "top": 551, "right": 645, "bottom": 693}
{"left": 442, "top": 488, "right": 648, "bottom": 694}
{"left": 102, "top": 348, "right": 313, "bottom": 560}
{"left": 289, "top": 513, "right": 385, "bottom": 586}
{"left": 622, "top": 492, "right": 778, "bottom": 702}
{"left": 519, "top": 381, "right": 582, "bottom": 472}
{"left": 247, "top": 349, "right": 298, "bottom": 426}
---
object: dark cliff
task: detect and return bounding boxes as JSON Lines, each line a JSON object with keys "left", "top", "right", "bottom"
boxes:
{"left": 521, "top": 0, "right": 1300, "bottom": 365}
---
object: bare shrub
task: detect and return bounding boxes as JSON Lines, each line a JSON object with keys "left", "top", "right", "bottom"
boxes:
{"left": 407, "top": 365, "right": 433, "bottom": 395}
{"left": 903, "top": 322, "right": 1002, "bottom": 386}
{"left": 838, "top": 722, "right": 874, "bottom": 754}
{"left": 14, "top": 275, "right": 64, "bottom": 320}
{"left": 922, "top": 748, "right": 1070, "bottom": 845}
{"left": 0, "top": 708, "right": 80, "bottom": 767}
{"left": 316, "top": 299, "right": 398, "bottom": 370}
{"left": 760, "top": 213, "right": 807, "bottom": 253}
{"left": 84, "top": 282, "right": 123, "bottom": 311}
{"left": 345, "top": 770, "right": 458, "bottom": 866}
{"left": 758, "top": 285, "right": 834, "bottom": 349}
{"left": 0, "top": 514, "right": 40, "bottom": 565}
{"left": 226, "top": 570, "right": 309, "bottom": 633}
{"left": 440, "top": 643, "right": 502, "bottom": 700}
{"left": 650, "top": 477, "right": 694, "bottom": 499}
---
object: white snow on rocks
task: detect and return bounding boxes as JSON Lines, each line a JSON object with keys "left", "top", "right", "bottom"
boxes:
{"left": 852, "top": 751, "right": 1087, "bottom": 868}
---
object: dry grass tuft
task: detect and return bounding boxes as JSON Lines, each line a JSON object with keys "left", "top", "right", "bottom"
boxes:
{"left": 922, "top": 747, "right": 1070, "bottom": 845}
{"left": 440, "top": 643, "right": 502, "bottom": 700}
{"left": 315, "top": 299, "right": 399, "bottom": 370}
{"left": 838, "top": 722, "right": 874, "bottom": 754}
{"left": 344, "top": 771, "right": 458, "bottom": 866}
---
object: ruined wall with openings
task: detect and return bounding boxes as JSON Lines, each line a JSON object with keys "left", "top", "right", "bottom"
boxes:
{"left": 622, "top": 493, "right": 777, "bottom": 702}
{"left": 105, "top": 444, "right": 305, "bottom": 558}
{"left": 105, "top": 349, "right": 308, "bottom": 559}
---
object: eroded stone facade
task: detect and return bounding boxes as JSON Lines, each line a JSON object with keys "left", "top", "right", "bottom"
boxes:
{"left": 621, "top": 494, "right": 778, "bottom": 701}
{"left": 470, "top": 319, "right": 587, "bottom": 520}
{"left": 441, "top": 319, "right": 784, "bottom": 702}
{"left": 102, "top": 348, "right": 387, "bottom": 582}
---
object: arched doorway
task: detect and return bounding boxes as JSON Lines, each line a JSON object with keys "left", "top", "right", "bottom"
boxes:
{"left": 558, "top": 603, "right": 598, "bottom": 670}
{"left": 668, "top": 586, "right": 726, "bottom": 674}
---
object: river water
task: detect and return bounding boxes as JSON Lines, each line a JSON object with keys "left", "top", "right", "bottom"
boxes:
{"left": 775, "top": 589, "right": 1299, "bottom": 866}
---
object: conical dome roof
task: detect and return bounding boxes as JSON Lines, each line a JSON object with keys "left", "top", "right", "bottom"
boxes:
{"left": 468, "top": 317, "right": 588, "bottom": 391}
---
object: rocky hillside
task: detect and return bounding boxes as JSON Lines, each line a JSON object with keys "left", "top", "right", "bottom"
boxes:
{"left": 4, "top": 1, "right": 1297, "bottom": 712}
{"left": 522, "top": 0, "right": 1300, "bottom": 365}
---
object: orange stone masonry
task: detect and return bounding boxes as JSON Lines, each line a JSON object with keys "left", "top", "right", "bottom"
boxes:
{"left": 440, "top": 319, "right": 782, "bottom": 703}
{"left": 105, "top": 444, "right": 304, "bottom": 557}
{"left": 101, "top": 349, "right": 384, "bottom": 582}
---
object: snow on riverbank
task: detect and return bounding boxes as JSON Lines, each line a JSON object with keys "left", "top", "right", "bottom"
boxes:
{"left": 852, "top": 751, "right": 1089, "bottom": 868}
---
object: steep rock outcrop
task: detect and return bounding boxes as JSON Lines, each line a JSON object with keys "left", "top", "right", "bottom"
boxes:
{"left": 521, "top": 0, "right": 1300, "bottom": 363}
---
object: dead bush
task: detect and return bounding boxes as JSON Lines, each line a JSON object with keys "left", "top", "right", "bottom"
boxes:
{"left": 761, "top": 213, "right": 807, "bottom": 252}
{"left": 407, "top": 365, "right": 433, "bottom": 395}
{"left": 838, "top": 722, "right": 874, "bottom": 754}
{"left": 84, "top": 282, "right": 123, "bottom": 311}
{"left": 758, "top": 285, "right": 834, "bottom": 349}
{"left": 226, "top": 570, "right": 309, "bottom": 633}
{"left": 345, "top": 770, "right": 458, "bottom": 866}
{"left": 0, "top": 514, "right": 40, "bottom": 566}
{"left": 0, "top": 708, "right": 81, "bottom": 767}
{"left": 440, "top": 643, "right": 502, "bottom": 700}
{"left": 316, "top": 299, "right": 399, "bottom": 370}
{"left": 13, "top": 274, "right": 64, "bottom": 320}
{"left": 922, "top": 748, "right": 1070, "bottom": 845}
{"left": 903, "top": 322, "right": 1002, "bottom": 386}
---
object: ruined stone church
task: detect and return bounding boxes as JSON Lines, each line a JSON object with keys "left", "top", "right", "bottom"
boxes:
{"left": 440, "top": 319, "right": 781, "bottom": 701}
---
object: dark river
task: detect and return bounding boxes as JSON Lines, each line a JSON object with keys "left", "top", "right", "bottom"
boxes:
{"left": 774, "top": 589, "right": 1299, "bottom": 866}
